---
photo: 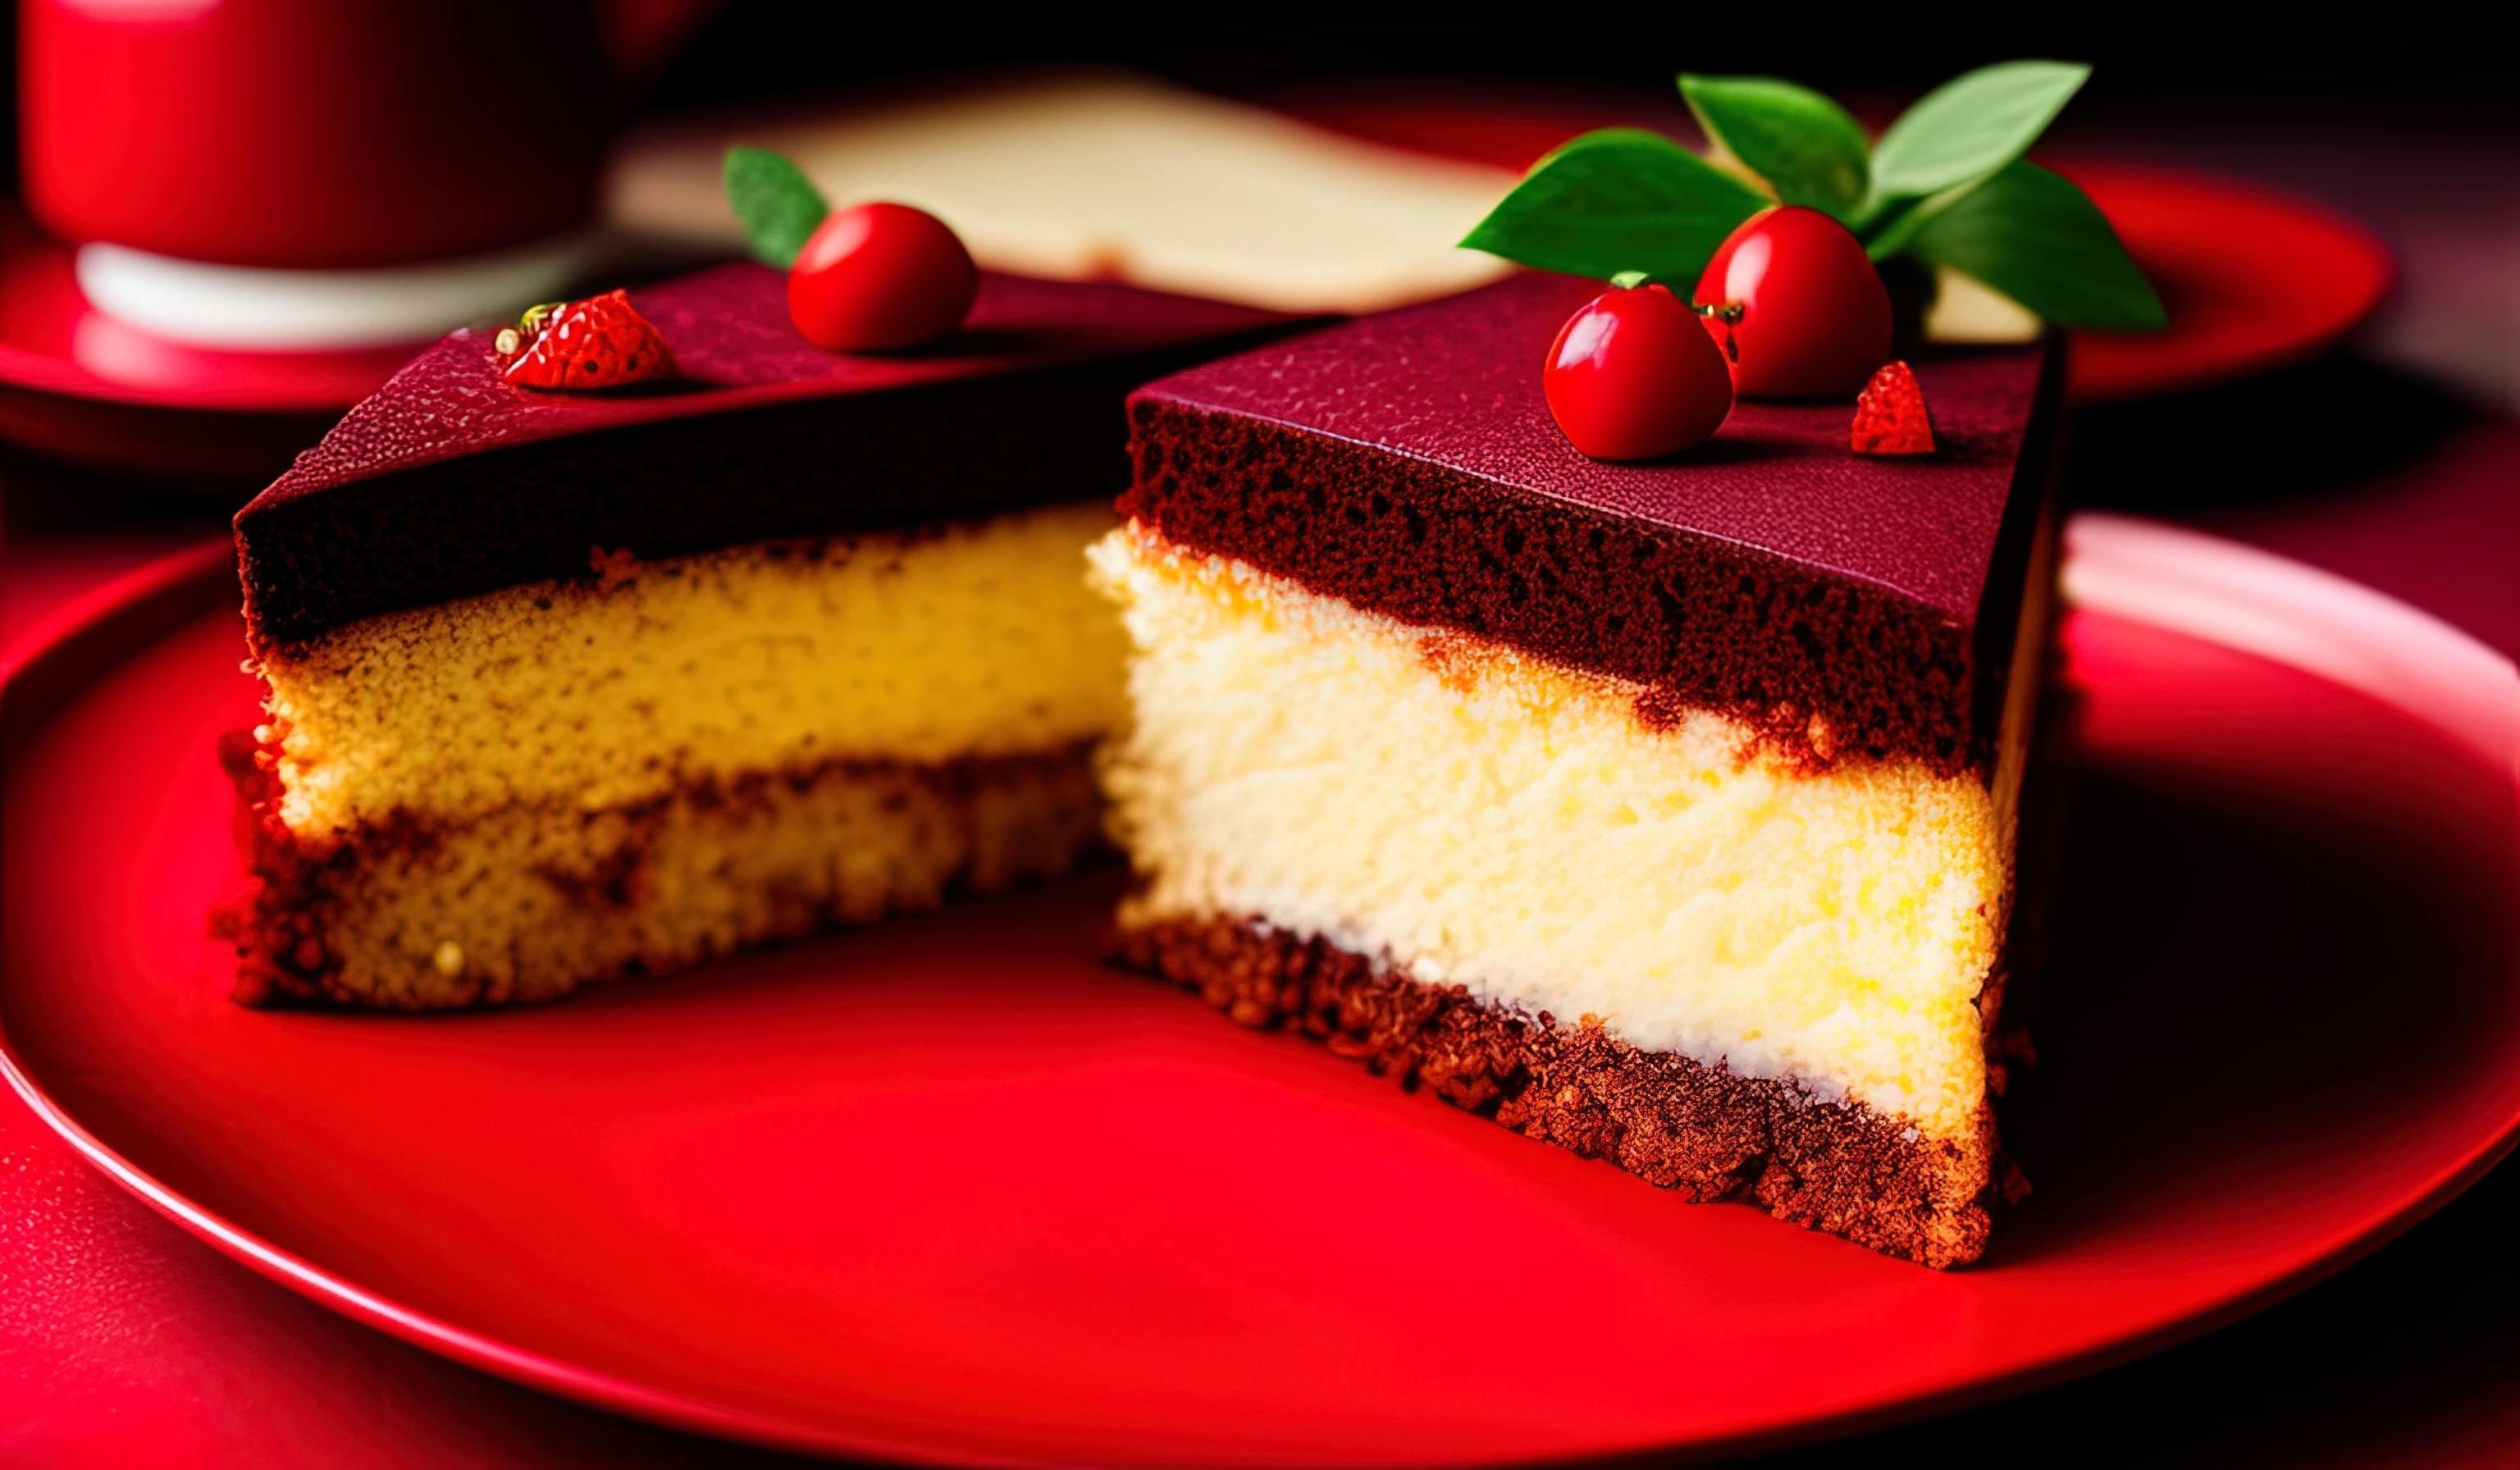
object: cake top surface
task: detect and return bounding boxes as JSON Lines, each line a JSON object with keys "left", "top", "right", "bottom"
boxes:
{"left": 252, "top": 261, "right": 1285, "bottom": 512}
{"left": 235, "top": 262, "right": 1290, "bottom": 648}
{"left": 1134, "top": 272, "right": 2046, "bottom": 623}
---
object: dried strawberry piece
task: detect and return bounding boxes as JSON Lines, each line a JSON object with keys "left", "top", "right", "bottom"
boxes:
{"left": 494, "top": 290, "right": 674, "bottom": 391}
{"left": 1851, "top": 360, "right": 1935, "bottom": 455}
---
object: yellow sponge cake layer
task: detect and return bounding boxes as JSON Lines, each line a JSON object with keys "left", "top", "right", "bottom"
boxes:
{"left": 226, "top": 504, "right": 1125, "bottom": 1008}
{"left": 1089, "top": 524, "right": 2009, "bottom": 1141}
{"left": 257, "top": 502, "right": 1125, "bottom": 838}
{"left": 230, "top": 744, "right": 1099, "bottom": 1008}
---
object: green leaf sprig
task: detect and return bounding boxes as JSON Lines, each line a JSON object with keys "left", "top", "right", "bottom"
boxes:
{"left": 1460, "top": 130, "right": 1769, "bottom": 285}
{"left": 724, "top": 145, "right": 829, "bottom": 268}
{"left": 1461, "top": 61, "right": 2165, "bottom": 331}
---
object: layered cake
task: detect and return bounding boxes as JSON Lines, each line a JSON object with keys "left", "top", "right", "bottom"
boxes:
{"left": 1093, "top": 274, "right": 2058, "bottom": 1266}
{"left": 224, "top": 262, "right": 1285, "bottom": 1008}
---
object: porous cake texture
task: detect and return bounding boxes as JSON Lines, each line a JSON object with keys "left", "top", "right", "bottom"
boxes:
{"left": 1120, "top": 918, "right": 1998, "bottom": 1267}
{"left": 1091, "top": 533, "right": 2011, "bottom": 1141}
{"left": 259, "top": 505, "right": 1122, "bottom": 838}
{"left": 230, "top": 509, "right": 1116, "bottom": 1007}
{"left": 1094, "top": 275, "right": 2058, "bottom": 1266}
{"left": 221, "top": 262, "right": 1291, "bottom": 1008}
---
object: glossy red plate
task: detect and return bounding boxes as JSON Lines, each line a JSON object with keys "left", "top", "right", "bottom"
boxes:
{"left": 3, "top": 518, "right": 2515, "bottom": 1465}
{"left": 2052, "top": 163, "right": 2394, "bottom": 400}
{"left": 1280, "top": 96, "right": 2393, "bottom": 404}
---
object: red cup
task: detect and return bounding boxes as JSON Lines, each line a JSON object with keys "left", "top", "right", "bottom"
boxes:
{"left": 18, "top": 0, "right": 699, "bottom": 269}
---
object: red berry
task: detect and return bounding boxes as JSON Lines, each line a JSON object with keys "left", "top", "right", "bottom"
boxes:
{"left": 1851, "top": 360, "right": 1936, "bottom": 455}
{"left": 1693, "top": 206, "right": 1893, "bottom": 400}
{"left": 1542, "top": 281, "right": 1735, "bottom": 461}
{"left": 495, "top": 290, "right": 673, "bottom": 391}
{"left": 788, "top": 202, "right": 978, "bottom": 351}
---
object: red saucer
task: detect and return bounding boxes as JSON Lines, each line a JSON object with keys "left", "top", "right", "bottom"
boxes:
{"left": 0, "top": 227, "right": 420, "bottom": 413}
{"left": 0, "top": 214, "right": 413, "bottom": 482}
{"left": 2, "top": 522, "right": 2514, "bottom": 1464}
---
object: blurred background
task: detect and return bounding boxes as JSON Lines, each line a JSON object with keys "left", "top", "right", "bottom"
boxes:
{"left": 2, "top": 4, "right": 2513, "bottom": 1465}
{"left": 2, "top": 1, "right": 2511, "bottom": 647}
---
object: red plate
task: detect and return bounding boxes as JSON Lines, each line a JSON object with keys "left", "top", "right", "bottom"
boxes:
{"left": 1276, "top": 95, "right": 2393, "bottom": 404}
{"left": 3, "top": 520, "right": 2515, "bottom": 1464}
{"left": 2053, "top": 163, "right": 2394, "bottom": 401}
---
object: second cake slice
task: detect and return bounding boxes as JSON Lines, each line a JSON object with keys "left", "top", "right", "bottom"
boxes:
{"left": 1093, "top": 275, "right": 2059, "bottom": 1267}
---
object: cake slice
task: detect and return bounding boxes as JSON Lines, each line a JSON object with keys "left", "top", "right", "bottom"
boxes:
{"left": 224, "top": 262, "right": 1286, "bottom": 1008}
{"left": 1091, "top": 275, "right": 2058, "bottom": 1267}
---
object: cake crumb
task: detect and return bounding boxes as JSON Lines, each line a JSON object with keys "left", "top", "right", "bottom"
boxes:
{"left": 431, "top": 941, "right": 465, "bottom": 978}
{"left": 588, "top": 545, "right": 640, "bottom": 591}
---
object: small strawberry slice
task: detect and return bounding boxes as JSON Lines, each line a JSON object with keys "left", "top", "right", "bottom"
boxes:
{"left": 494, "top": 290, "right": 674, "bottom": 391}
{"left": 1851, "top": 360, "right": 1935, "bottom": 456}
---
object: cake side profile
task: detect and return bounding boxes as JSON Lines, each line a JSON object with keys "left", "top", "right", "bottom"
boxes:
{"left": 1093, "top": 274, "right": 2057, "bottom": 1266}
{"left": 235, "top": 262, "right": 1286, "bottom": 648}
{"left": 224, "top": 263, "right": 1290, "bottom": 1008}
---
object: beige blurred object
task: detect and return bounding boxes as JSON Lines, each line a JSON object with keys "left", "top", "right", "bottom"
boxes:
{"left": 607, "top": 70, "right": 1514, "bottom": 314}
{"left": 1921, "top": 267, "right": 2043, "bottom": 345}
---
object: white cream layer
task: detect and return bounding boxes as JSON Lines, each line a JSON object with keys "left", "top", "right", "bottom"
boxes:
{"left": 1089, "top": 525, "right": 2011, "bottom": 1139}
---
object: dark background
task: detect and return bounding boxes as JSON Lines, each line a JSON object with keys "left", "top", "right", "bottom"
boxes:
{"left": 640, "top": 3, "right": 2509, "bottom": 112}
{"left": 6, "top": 2, "right": 2513, "bottom": 187}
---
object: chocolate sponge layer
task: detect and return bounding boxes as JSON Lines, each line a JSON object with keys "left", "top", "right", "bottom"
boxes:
{"left": 1121, "top": 274, "right": 2059, "bottom": 774}
{"left": 1119, "top": 913, "right": 1997, "bottom": 1268}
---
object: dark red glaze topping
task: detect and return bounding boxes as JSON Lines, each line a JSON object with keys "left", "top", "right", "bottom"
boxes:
{"left": 236, "top": 262, "right": 1294, "bottom": 650}
{"left": 1121, "top": 273, "right": 2058, "bottom": 774}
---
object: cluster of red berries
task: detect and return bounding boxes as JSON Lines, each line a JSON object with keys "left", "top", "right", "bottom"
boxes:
{"left": 1542, "top": 205, "right": 1932, "bottom": 460}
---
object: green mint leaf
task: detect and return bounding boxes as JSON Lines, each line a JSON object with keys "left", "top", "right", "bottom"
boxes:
{"left": 1678, "top": 74, "right": 1869, "bottom": 217}
{"left": 1867, "top": 60, "right": 2089, "bottom": 199}
{"left": 1901, "top": 160, "right": 2166, "bottom": 330}
{"left": 1860, "top": 182, "right": 1975, "bottom": 261}
{"left": 724, "top": 146, "right": 829, "bottom": 268}
{"left": 1459, "top": 129, "right": 1770, "bottom": 283}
